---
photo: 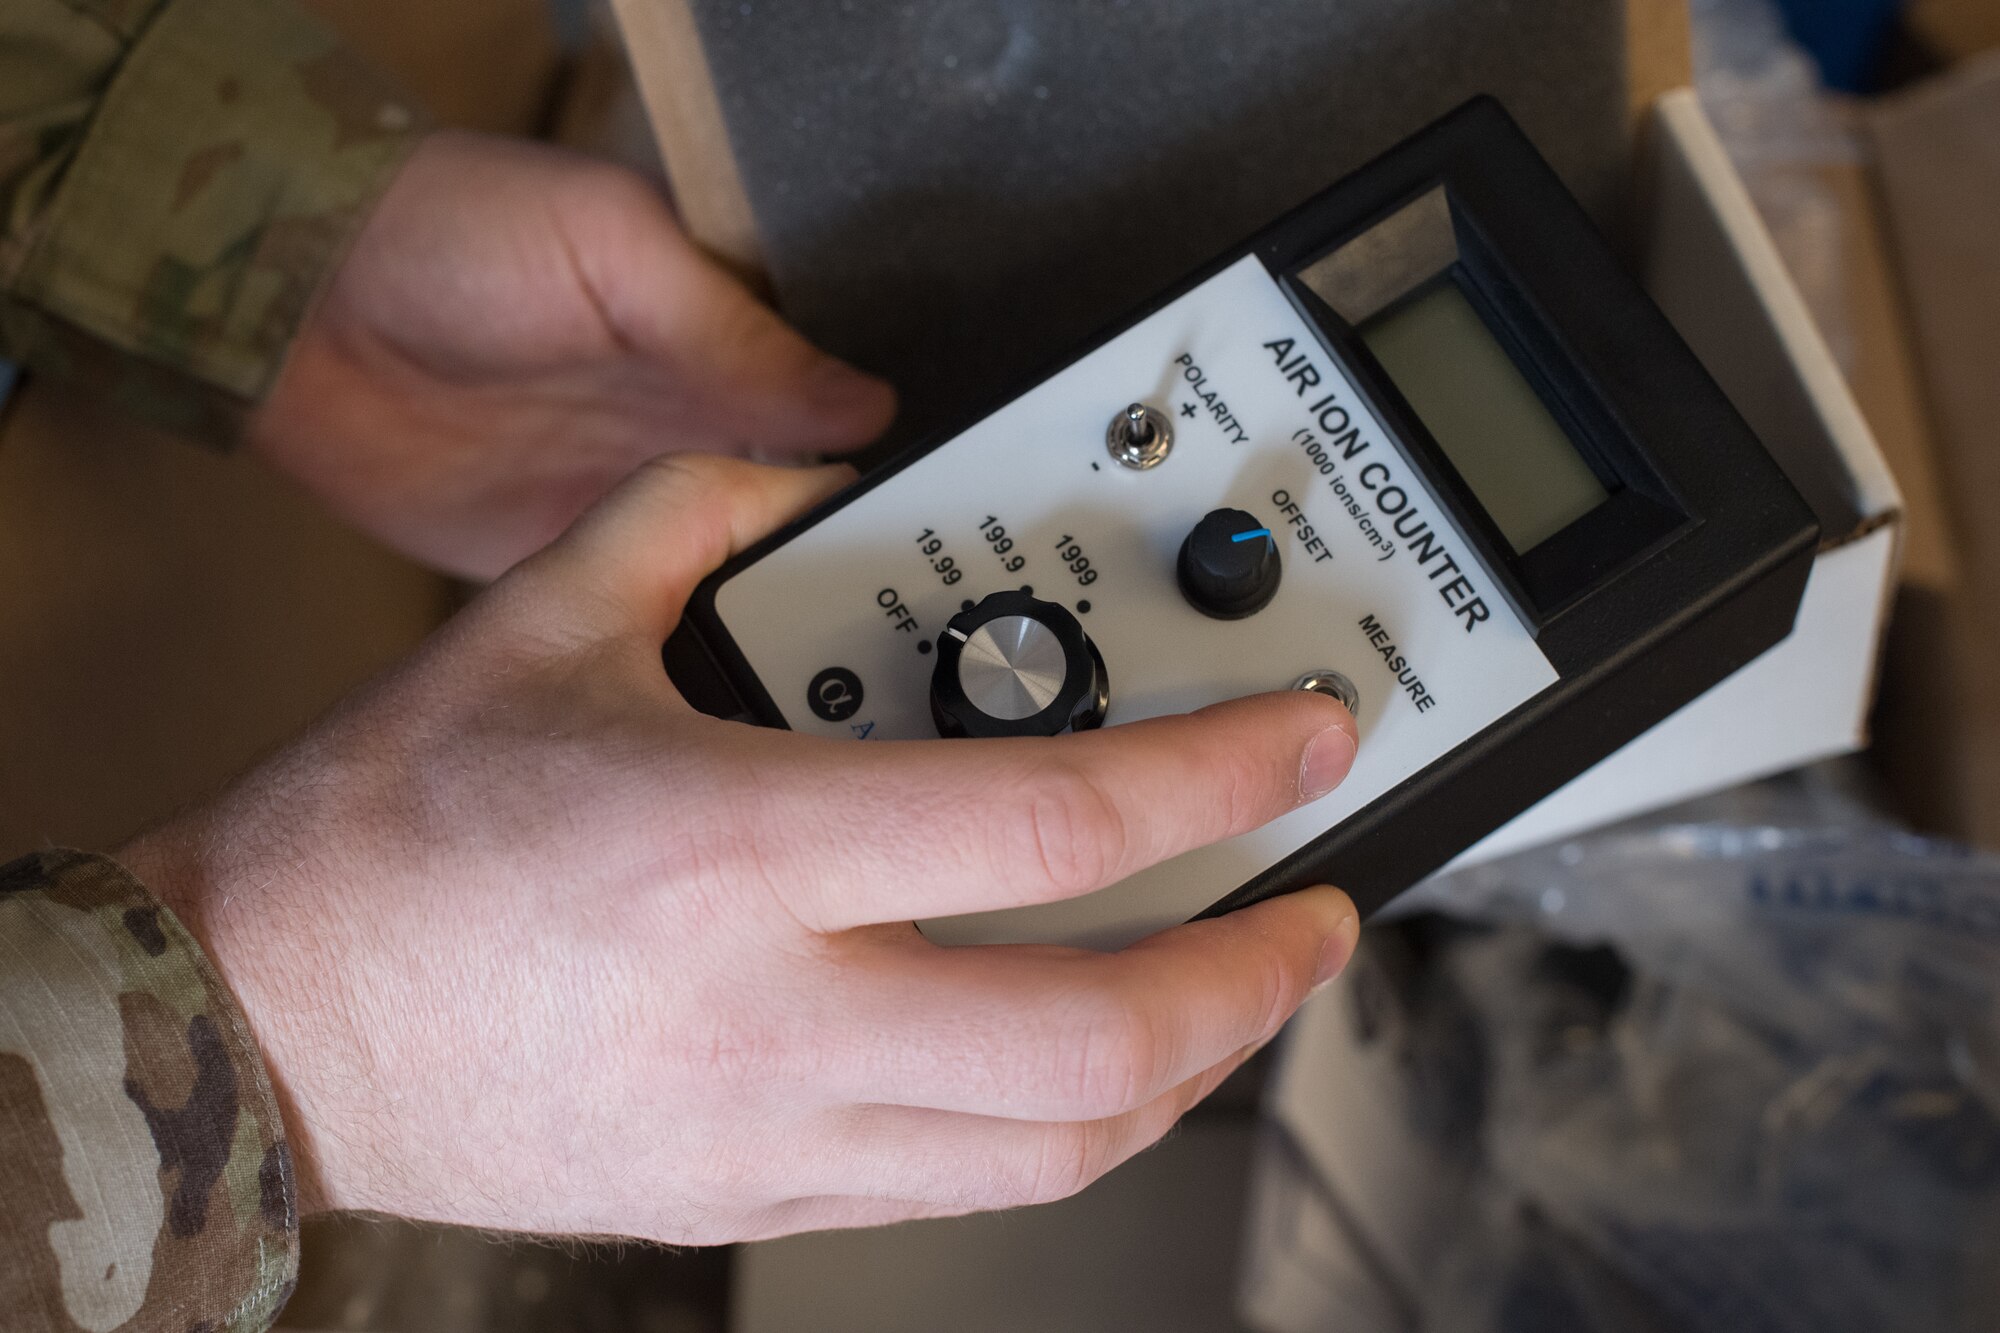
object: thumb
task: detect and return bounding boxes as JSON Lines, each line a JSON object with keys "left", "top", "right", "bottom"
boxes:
{"left": 530, "top": 454, "right": 855, "bottom": 635}
{"left": 612, "top": 222, "right": 896, "bottom": 457}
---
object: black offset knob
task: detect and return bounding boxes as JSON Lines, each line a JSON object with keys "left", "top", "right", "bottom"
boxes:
{"left": 1178, "top": 508, "right": 1283, "bottom": 619}
{"left": 930, "top": 590, "right": 1109, "bottom": 739}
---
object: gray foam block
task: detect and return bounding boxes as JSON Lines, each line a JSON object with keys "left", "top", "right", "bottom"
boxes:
{"left": 685, "top": 0, "right": 1635, "bottom": 448}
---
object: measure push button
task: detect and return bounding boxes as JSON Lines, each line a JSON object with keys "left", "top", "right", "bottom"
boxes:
{"left": 931, "top": 590, "right": 1109, "bottom": 739}
{"left": 1178, "top": 508, "right": 1282, "bottom": 619}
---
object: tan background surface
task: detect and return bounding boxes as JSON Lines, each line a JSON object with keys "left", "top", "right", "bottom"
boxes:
{"left": 0, "top": 0, "right": 560, "bottom": 857}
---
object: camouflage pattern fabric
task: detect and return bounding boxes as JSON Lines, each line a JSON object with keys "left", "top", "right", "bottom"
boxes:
{"left": 0, "top": 4, "right": 428, "bottom": 1323}
{"left": 0, "top": 0, "right": 427, "bottom": 443}
{"left": 0, "top": 850, "right": 297, "bottom": 1332}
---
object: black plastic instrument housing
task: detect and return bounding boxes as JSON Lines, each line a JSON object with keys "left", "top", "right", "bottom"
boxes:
{"left": 668, "top": 97, "right": 1820, "bottom": 921}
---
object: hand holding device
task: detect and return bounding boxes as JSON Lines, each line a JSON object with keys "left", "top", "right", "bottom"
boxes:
{"left": 120, "top": 455, "right": 1359, "bottom": 1242}
{"left": 681, "top": 100, "right": 1819, "bottom": 949}
{"left": 250, "top": 131, "right": 896, "bottom": 580}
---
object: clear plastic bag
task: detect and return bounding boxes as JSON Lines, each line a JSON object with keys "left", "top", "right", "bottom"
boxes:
{"left": 1245, "top": 774, "right": 2000, "bottom": 1333}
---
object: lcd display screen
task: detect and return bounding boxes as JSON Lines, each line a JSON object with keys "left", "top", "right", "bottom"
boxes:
{"left": 1361, "top": 278, "right": 1608, "bottom": 554}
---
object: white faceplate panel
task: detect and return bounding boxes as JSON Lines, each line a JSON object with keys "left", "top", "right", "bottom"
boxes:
{"left": 712, "top": 256, "right": 1559, "bottom": 948}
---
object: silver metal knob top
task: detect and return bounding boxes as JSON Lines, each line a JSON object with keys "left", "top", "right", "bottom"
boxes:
{"left": 1293, "top": 669, "right": 1362, "bottom": 718}
{"left": 1106, "top": 402, "right": 1173, "bottom": 470}
{"left": 959, "top": 614, "right": 1071, "bottom": 721}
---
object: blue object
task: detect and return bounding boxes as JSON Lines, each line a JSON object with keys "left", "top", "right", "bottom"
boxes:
{"left": 542, "top": 0, "right": 591, "bottom": 49}
{"left": 1232, "top": 528, "right": 1273, "bottom": 544}
{"left": 1772, "top": 0, "right": 1905, "bottom": 92}
{"left": 0, "top": 359, "right": 18, "bottom": 415}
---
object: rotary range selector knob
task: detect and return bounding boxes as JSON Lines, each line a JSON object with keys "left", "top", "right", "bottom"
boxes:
{"left": 1178, "top": 508, "right": 1283, "bottom": 619}
{"left": 931, "top": 590, "right": 1110, "bottom": 739}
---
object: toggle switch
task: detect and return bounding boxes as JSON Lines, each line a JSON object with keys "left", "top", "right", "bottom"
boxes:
{"left": 1106, "top": 402, "right": 1173, "bottom": 470}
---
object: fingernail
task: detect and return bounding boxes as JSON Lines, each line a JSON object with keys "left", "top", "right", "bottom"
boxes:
{"left": 1312, "top": 899, "right": 1361, "bottom": 988}
{"left": 1298, "top": 722, "right": 1358, "bottom": 802}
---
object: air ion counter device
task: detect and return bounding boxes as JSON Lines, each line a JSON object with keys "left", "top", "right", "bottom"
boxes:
{"left": 674, "top": 99, "right": 1819, "bottom": 949}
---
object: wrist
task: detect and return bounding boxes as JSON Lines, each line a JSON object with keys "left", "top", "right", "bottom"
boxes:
{"left": 117, "top": 822, "right": 334, "bottom": 1216}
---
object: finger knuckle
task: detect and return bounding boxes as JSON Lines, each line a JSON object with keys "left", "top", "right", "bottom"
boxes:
{"left": 1242, "top": 930, "right": 1307, "bottom": 1039}
{"left": 689, "top": 1138, "right": 770, "bottom": 1206}
{"left": 635, "top": 449, "right": 725, "bottom": 492}
{"left": 1048, "top": 993, "right": 1163, "bottom": 1120}
{"left": 595, "top": 162, "right": 667, "bottom": 220}
{"left": 710, "top": 288, "right": 795, "bottom": 364}
{"left": 1001, "top": 765, "right": 1127, "bottom": 901}
{"left": 1014, "top": 1123, "right": 1110, "bottom": 1207}
{"left": 1219, "top": 749, "right": 1276, "bottom": 837}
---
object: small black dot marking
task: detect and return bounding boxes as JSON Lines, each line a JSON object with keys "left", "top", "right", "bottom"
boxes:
{"left": 1076, "top": 600, "right": 1092, "bottom": 615}
{"left": 1020, "top": 585, "right": 1034, "bottom": 596}
{"left": 918, "top": 640, "right": 933, "bottom": 655}
{"left": 1091, "top": 462, "right": 1101, "bottom": 472}
{"left": 961, "top": 599, "right": 975, "bottom": 612}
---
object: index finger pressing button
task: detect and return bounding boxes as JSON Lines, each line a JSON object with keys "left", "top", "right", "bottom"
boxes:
{"left": 756, "top": 690, "right": 1355, "bottom": 932}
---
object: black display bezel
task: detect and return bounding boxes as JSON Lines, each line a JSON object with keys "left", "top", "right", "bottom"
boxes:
{"left": 1283, "top": 262, "right": 1688, "bottom": 627}
{"left": 671, "top": 97, "right": 1819, "bottom": 921}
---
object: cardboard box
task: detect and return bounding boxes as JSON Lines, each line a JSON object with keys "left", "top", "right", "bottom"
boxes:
{"left": 1239, "top": 935, "right": 1474, "bottom": 1333}
{"left": 1240, "top": 93, "right": 1912, "bottom": 1320}
{"left": 735, "top": 1119, "right": 1260, "bottom": 1333}
{"left": 1908, "top": 0, "right": 2000, "bottom": 65}
{"left": 588, "top": 2, "right": 1907, "bottom": 1325}
{"left": 1864, "top": 53, "right": 2000, "bottom": 849}
{"left": 1444, "top": 89, "right": 1901, "bottom": 870}
{"left": 0, "top": 1, "right": 557, "bottom": 854}
{"left": 1247, "top": 67, "right": 1988, "bottom": 1327}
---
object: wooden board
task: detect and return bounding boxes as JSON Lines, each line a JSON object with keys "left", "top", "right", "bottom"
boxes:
{"left": 605, "top": 0, "right": 763, "bottom": 281}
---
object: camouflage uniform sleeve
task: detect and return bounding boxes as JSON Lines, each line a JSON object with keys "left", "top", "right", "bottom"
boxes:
{"left": 0, "top": 0, "right": 426, "bottom": 443}
{"left": 0, "top": 849, "right": 296, "bottom": 1333}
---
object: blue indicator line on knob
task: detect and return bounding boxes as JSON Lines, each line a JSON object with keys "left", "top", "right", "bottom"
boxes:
{"left": 1231, "top": 528, "right": 1273, "bottom": 544}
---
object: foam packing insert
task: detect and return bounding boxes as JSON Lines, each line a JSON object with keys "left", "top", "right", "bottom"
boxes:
{"left": 683, "top": 0, "right": 1636, "bottom": 451}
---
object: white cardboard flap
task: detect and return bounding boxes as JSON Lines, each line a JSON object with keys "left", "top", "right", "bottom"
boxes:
{"left": 1436, "top": 92, "right": 1900, "bottom": 876}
